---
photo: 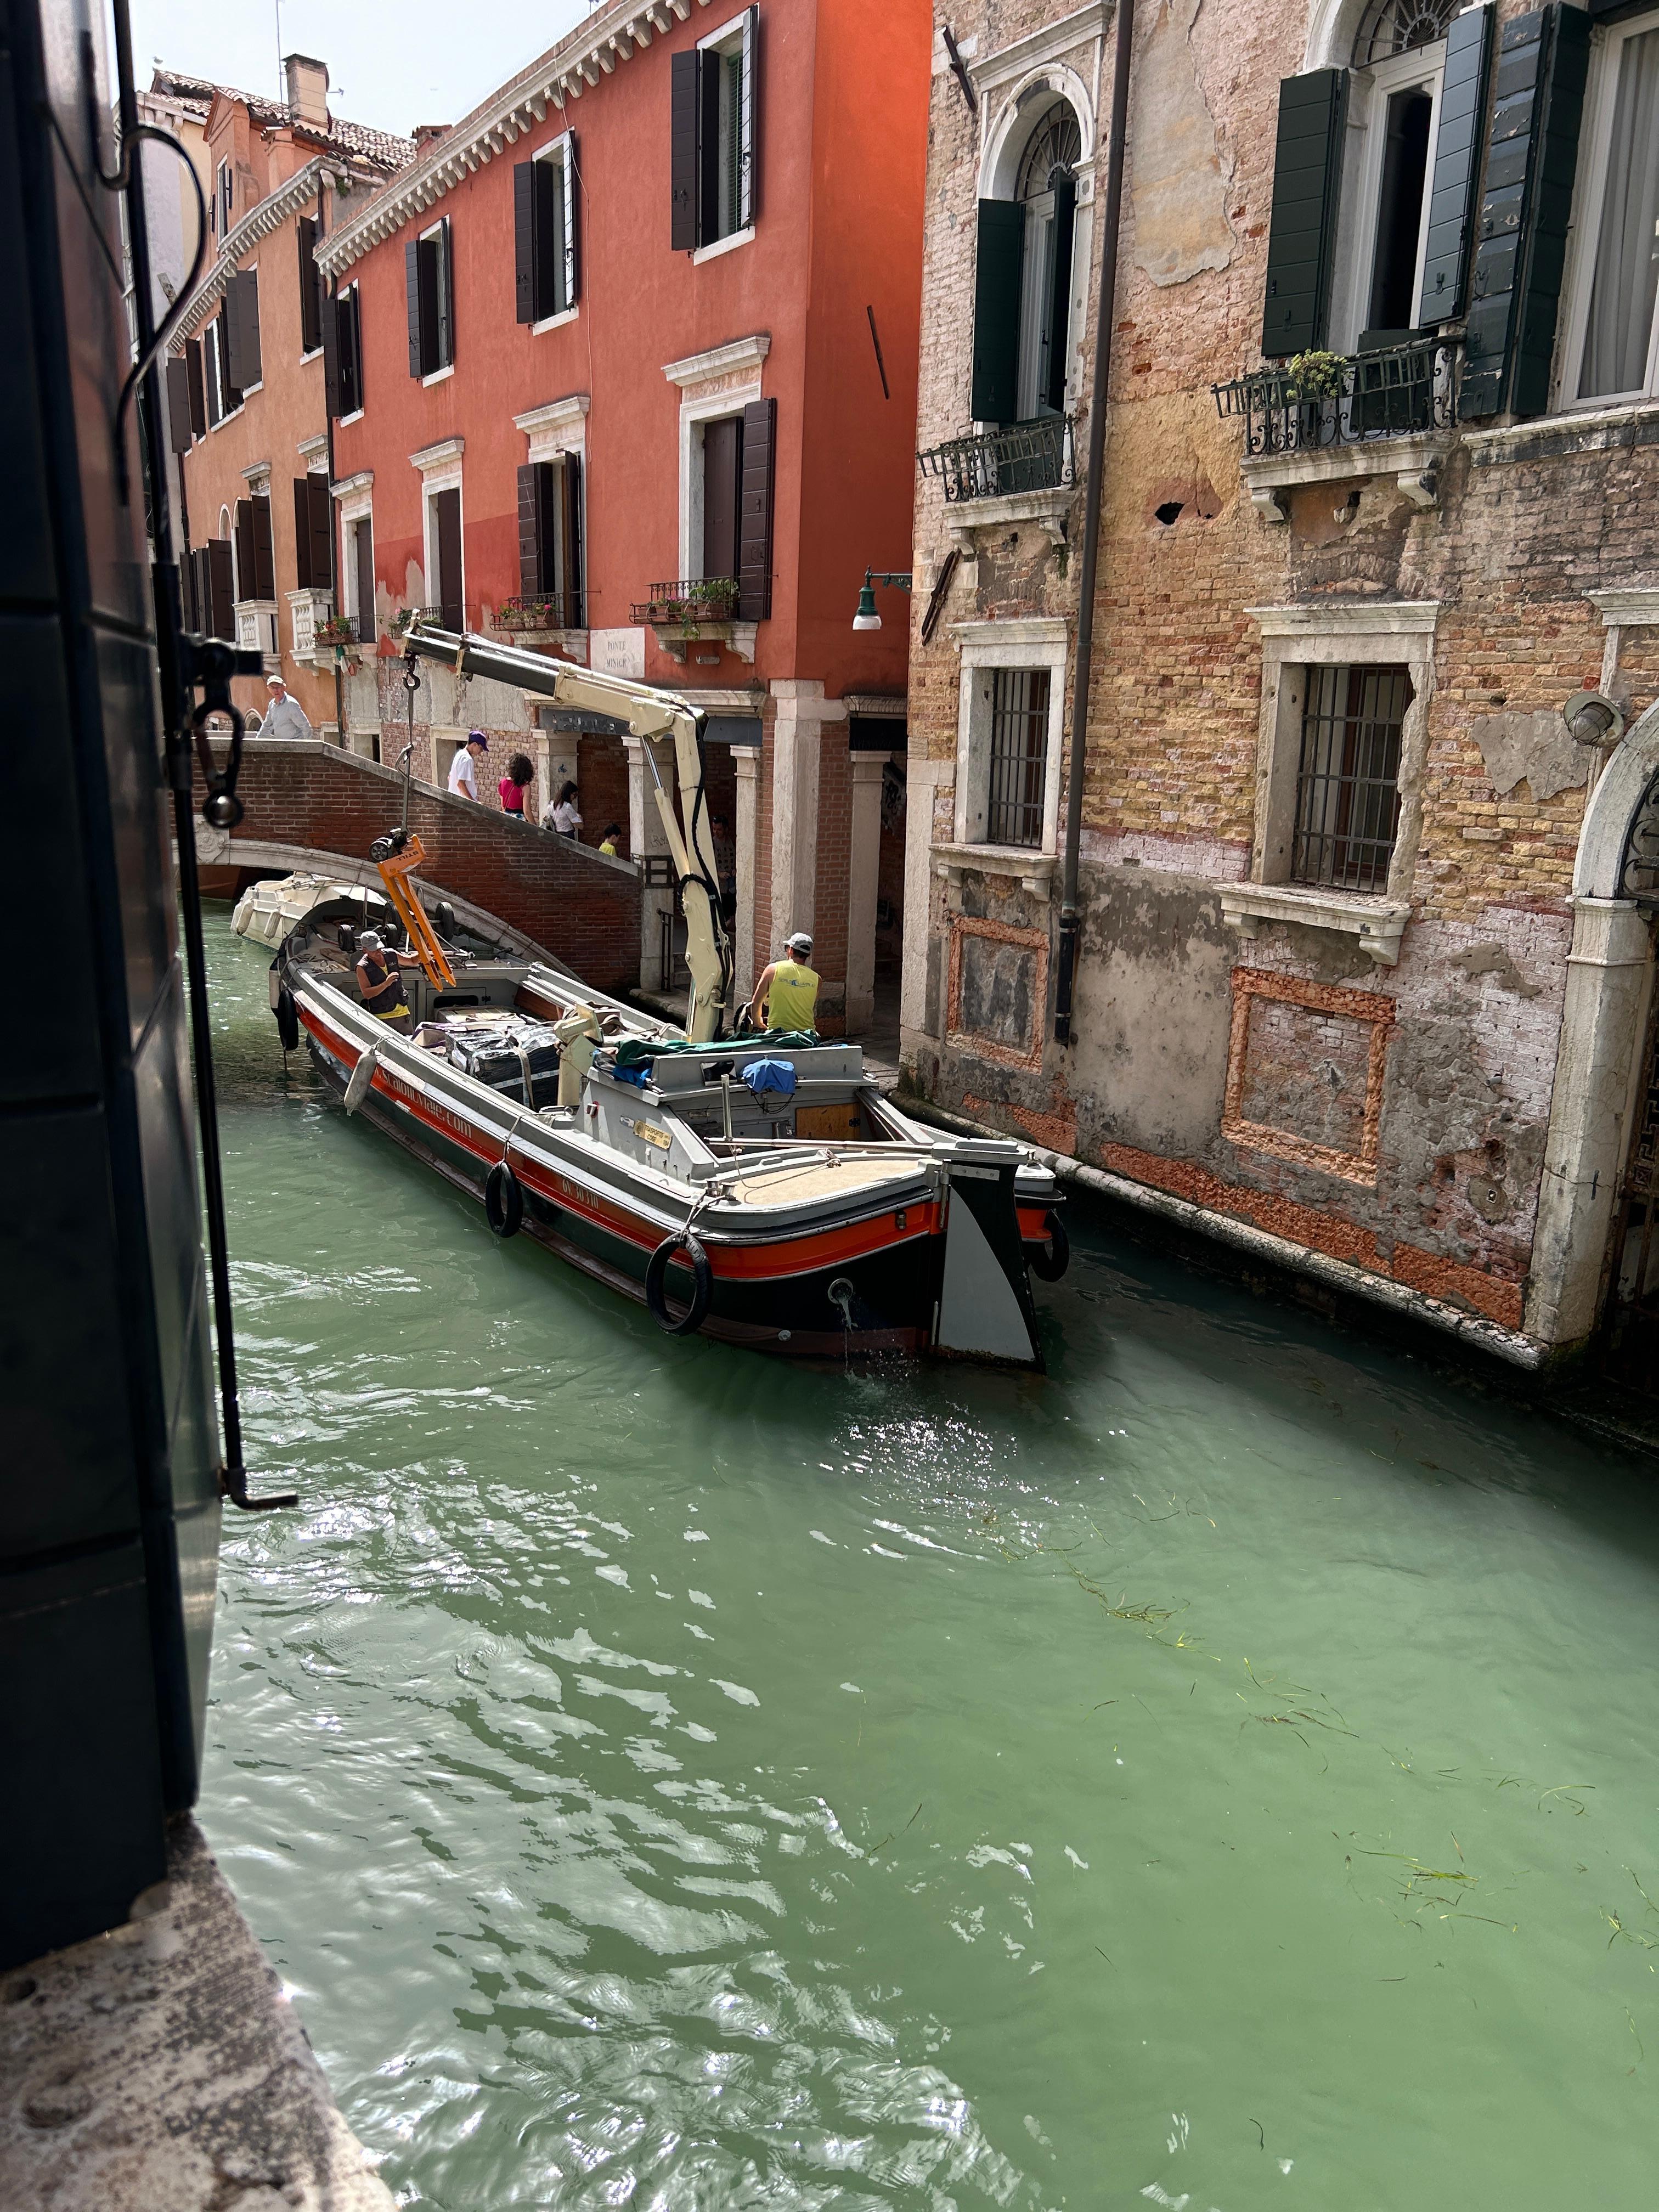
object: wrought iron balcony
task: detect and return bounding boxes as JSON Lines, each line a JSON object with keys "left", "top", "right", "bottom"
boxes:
{"left": 1211, "top": 336, "right": 1459, "bottom": 457}
{"left": 630, "top": 579, "right": 741, "bottom": 625}
{"left": 917, "top": 415, "right": 1075, "bottom": 503}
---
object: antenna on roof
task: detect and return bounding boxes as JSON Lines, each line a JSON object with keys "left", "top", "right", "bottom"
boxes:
{"left": 273, "top": 0, "right": 283, "bottom": 106}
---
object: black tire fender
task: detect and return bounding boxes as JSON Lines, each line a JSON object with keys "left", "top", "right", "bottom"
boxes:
{"left": 644, "top": 1231, "right": 713, "bottom": 1336}
{"left": 275, "top": 985, "right": 300, "bottom": 1052}
{"left": 484, "top": 1160, "right": 523, "bottom": 1239}
{"left": 1029, "top": 1209, "right": 1070, "bottom": 1282}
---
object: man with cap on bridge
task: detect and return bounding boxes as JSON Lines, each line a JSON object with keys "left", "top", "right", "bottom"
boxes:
{"left": 748, "top": 930, "right": 819, "bottom": 1035}
{"left": 447, "top": 728, "right": 488, "bottom": 802}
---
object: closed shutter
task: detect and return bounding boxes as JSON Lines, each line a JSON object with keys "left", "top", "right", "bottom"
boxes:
{"left": 1045, "top": 172, "right": 1077, "bottom": 413}
{"left": 514, "top": 161, "right": 537, "bottom": 323}
{"left": 435, "top": 218, "right": 453, "bottom": 368}
{"left": 204, "top": 329, "right": 221, "bottom": 427}
{"left": 297, "top": 216, "right": 323, "bottom": 354}
{"left": 189, "top": 546, "right": 210, "bottom": 632}
{"left": 1260, "top": 70, "right": 1348, "bottom": 357}
{"left": 969, "top": 200, "right": 1023, "bottom": 424}
{"left": 671, "top": 49, "right": 700, "bottom": 250}
{"left": 340, "top": 289, "right": 363, "bottom": 414}
{"left": 225, "top": 269, "right": 261, "bottom": 388}
{"left": 1420, "top": 3, "right": 1495, "bottom": 323}
{"left": 185, "top": 338, "right": 206, "bottom": 434}
{"left": 517, "top": 460, "right": 546, "bottom": 596}
{"left": 562, "top": 452, "right": 584, "bottom": 627}
{"left": 217, "top": 315, "right": 242, "bottom": 413}
{"left": 207, "top": 539, "right": 235, "bottom": 638}
{"left": 353, "top": 520, "right": 375, "bottom": 644}
{"left": 405, "top": 238, "right": 423, "bottom": 376}
{"left": 321, "top": 290, "right": 341, "bottom": 417}
{"left": 703, "top": 416, "right": 741, "bottom": 580}
{"left": 251, "top": 493, "right": 275, "bottom": 600}
{"left": 1463, "top": 4, "right": 1591, "bottom": 419}
{"left": 433, "top": 487, "right": 463, "bottom": 629}
{"left": 565, "top": 133, "right": 580, "bottom": 306}
{"left": 165, "top": 356, "right": 193, "bottom": 452}
{"left": 180, "top": 544, "right": 198, "bottom": 630}
{"left": 308, "top": 476, "right": 334, "bottom": 591}
{"left": 738, "top": 7, "right": 758, "bottom": 230}
{"left": 233, "top": 499, "right": 255, "bottom": 601}
{"left": 737, "top": 396, "right": 775, "bottom": 622}
{"left": 293, "top": 477, "right": 315, "bottom": 589}
{"left": 221, "top": 278, "right": 243, "bottom": 389}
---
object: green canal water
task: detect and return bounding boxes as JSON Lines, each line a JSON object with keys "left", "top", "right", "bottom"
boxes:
{"left": 201, "top": 909, "right": 1659, "bottom": 2209}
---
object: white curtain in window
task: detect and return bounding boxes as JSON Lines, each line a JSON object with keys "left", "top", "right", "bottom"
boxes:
{"left": 1581, "top": 27, "right": 1659, "bottom": 400}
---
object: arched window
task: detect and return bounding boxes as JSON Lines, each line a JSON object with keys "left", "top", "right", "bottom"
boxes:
{"left": 971, "top": 95, "right": 1082, "bottom": 427}
{"left": 1350, "top": 0, "right": 1457, "bottom": 70}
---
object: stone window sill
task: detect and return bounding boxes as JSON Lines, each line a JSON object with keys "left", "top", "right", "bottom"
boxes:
{"left": 1240, "top": 431, "right": 1454, "bottom": 523}
{"left": 934, "top": 842, "right": 1056, "bottom": 895}
{"left": 1218, "top": 881, "right": 1410, "bottom": 965}
{"left": 945, "top": 486, "right": 1071, "bottom": 552}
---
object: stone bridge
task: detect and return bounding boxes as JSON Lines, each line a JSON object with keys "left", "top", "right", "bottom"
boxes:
{"left": 193, "top": 738, "right": 642, "bottom": 994}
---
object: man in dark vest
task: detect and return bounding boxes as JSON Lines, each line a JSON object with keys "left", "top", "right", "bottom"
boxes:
{"left": 356, "top": 930, "right": 411, "bottom": 1032}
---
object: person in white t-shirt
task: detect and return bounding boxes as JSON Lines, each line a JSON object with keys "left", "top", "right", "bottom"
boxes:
{"left": 542, "top": 781, "right": 583, "bottom": 837}
{"left": 447, "top": 729, "right": 487, "bottom": 800}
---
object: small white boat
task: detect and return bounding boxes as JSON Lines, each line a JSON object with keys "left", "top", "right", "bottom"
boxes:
{"left": 233, "top": 872, "right": 389, "bottom": 949}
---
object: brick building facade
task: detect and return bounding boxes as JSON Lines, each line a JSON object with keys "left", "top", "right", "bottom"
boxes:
{"left": 904, "top": 0, "right": 1659, "bottom": 1371}
{"left": 314, "top": 0, "right": 929, "bottom": 1033}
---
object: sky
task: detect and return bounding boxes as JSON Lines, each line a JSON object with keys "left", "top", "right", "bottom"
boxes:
{"left": 127, "top": 0, "right": 593, "bottom": 138}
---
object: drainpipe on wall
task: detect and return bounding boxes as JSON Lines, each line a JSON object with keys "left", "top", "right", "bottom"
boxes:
{"left": 1053, "top": 0, "right": 1135, "bottom": 1045}
{"left": 323, "top": 205, "right": 345, "bottom": 750}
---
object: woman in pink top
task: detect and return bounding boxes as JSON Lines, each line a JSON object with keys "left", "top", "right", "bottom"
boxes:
{"left": 498, "top": 753, "right": 534, "bottom": 820}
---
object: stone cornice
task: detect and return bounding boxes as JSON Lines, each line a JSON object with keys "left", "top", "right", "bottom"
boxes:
{"left": 514, "top": 395, "right": 591, "bottom": 435}
{"left": 1587, "top": 586, "right": 1659, "bottom": 629}
{"left": 316, "top": 0, "right": 720, "bottom": 278}
{"left": 410, "top": 437, "right": 465, "bottom": 472}
{"left": 1246, "top": 600, "right": 1441, "bottom": 638}
{"left": 173, "top": 156, "right": 341, "bottom": 344}
{"left": 968, "top": 2, "right": 1113, "bottom": 92}
{"left": 661, "top": 333, "right": 771, "bottom": 388}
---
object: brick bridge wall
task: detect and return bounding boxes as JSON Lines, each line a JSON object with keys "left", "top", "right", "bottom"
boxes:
{"left": 199, "top": 740, "right": 641, "bottom": 994}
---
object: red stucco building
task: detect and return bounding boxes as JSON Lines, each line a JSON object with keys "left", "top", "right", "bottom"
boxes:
{"left": 317, "top": 0, "right": 928, "bottom": 1030}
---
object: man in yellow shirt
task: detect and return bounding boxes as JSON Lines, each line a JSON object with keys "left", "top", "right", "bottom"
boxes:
{"left": 749, "top": 931, "right": 819, "bottom": 1034}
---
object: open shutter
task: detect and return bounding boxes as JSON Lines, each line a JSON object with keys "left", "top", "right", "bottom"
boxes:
{"left": 340, "top": 289, "right": 363, "bottom": 414}
{"left": 233, "top": 499, "right": 254, "bottom": 602}
{"left": 251, "top": 493, "right": 275, "bottom": 600}
{"left": 353, "top": 520, "right": 375, "bottom": 643}
{"left": 1045, "top": 173, "right": 1077, "bottom": 413}
{"left": 1260, "top": 69, "right": 1348, "bottom": 357}
{"left": 517, "top": 461, "right": 545, "bottom": 597}
{"left": 671, "top": 49, "right": 700, "bottom": 250}
{"left": 435, "top": 217, "right": 453, "bottom": 368}
{"left": 405, "top": 238, "right": 423, "bottom": 376}
{"left": 165, "top": 356, "right": 193, "bottom": 452}
{"left": 208, "top": 539, "right": 234, "bottom": 638}
{"left": 308, "top": 476, "right": 334, "bottom": 591}
{"left": 217, "top": 315, "right": 242, "bottom": 413}
{"left": 514, "top": 161, "right": 537, "bottom": 323}
{"left": 738, "top": 7, "right": 758, "bottom": 230}
{"left": 562, "top": 452, "right": 584, "bottom": 627}
{"left": 565, "top": 133, "right": 580, "bottom": 307}
{"left": 292, "top": 478, "right": 315, "bottom": 589}
{"left": 221, "top": 277, "right": 243, "bottom": 390}
{"left": 1420, "top": 3, "right": 1495, "bottom": 323}
{"left": 321, "top": 290, "right": 341, "bottom": 417}
{"left": 179, "top": 544, "right": 197, "bottom": 630}
{"left": 297, "top": 216, "right": 323, "bottom": 353}
{"left": 185, "top": 338, "right": 206, "bottom": 434}
{"left": 737, "top": 396, "right": 775, "bottom": 623}
{"left": 188, "top": 547, "right": 207, "bottom": 631}
{"left": 224, "top": 270, "right": 260, "bottom": 389}
{"left": 969, "top": 200, "right": 1023, "bottom": 424}
{"left": 1463, "top": 3, "right": 1591, "bottom": 418}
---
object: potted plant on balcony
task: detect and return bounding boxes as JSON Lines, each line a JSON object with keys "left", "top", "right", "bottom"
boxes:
{"left": 496, "top": 595, "right": 564, "bottom": 633}
{"left": 1282, "top": 348, "right": 1347, "bottom": 449}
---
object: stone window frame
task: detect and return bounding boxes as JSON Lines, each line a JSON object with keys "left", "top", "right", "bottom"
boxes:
{"left": 1223, "top": 600, "right": 1439, "bottom": 964}
{"left": 941, "top": 617, "right": 1068, "bottom": 884}
{"left": 411, "top": 436, "right": 465, "bottom": 624}
{"left": 335, "top": 469, "right": 375, "bottom": 635}
{"left": 661, "top": 334, "right": 770, "bottom": 595}
{"left": 946, "top": 913, "right": 1050, "bottom": 1072}
{"left": 1555, "top": 4, "right": 1659, "bottom": 413}
{"left": 1222, "top": 965, "right": 1397, "bottom": 1184}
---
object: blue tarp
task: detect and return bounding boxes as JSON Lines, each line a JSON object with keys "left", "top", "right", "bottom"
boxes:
{"left": 741, "top": 1058, "right": 798, "bottom": 1099}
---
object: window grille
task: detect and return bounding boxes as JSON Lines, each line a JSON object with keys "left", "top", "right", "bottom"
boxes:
{"left": 986, "top": 668, "right": 1050, "bottom": 849}
{"left": 1291, "top": 664, "right": 1409, "bottom": 892}
{"left": 1351, "top": 0, "right": 1457, "bottom": 69}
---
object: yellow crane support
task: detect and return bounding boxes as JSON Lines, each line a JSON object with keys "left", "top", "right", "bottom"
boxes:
{"left": 374, "top": 833, "right": 455, "bottom": 990}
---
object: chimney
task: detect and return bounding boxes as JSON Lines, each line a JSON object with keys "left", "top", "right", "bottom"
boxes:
{"left": 412, "top": 123, "right": 448, "bottom": 153}
{"left": 283, "top": 53, "right": 329, "bottom": 128}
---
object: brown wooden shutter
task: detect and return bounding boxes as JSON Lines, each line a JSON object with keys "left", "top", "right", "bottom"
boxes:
{"left": 340, "top": 289, "right": 363, "bottom": 414}
{"left": 435, "top": 217, "right": 453, "bottom": 366}
{"left": 233, "top": 499, "right": 254, "bottom": 601}
{"left": 165, "top": 357, "right": 193, "bottom": 452}
{"left": 432, "top": 487, "right": 463, "bottom": 628}
{"left": 740, "top": 5, "right": 758, "bottom": 230}
{"left": 566, "top": 133, "right": 580, "bottom": 304}
{"left": 297, "top": 217, "right": 320, "bottom": 352}
{"left": 405, "top": 238, "right": 423, "bottom": 376}
{"left": 180, "top": 544, "right": 198, "bottom": 629}
{"left": 353, "top": 520, "right": 375, "bottom": 643}
{"left": 514, "top": 162, "right": 537, "bottom": 323}
{"left": 208, "top": 539, "right": 234, "bottom": 637}
{"left": 737, "top": 395, "right": 775, "bottom": 622}
{"left": 671, "top": 50, "right": 700, "bottom": 250}
{"left": 292, "top": 477, "right": 314, "bottom": 588}
{"left": 217, "top": 314, "right": 242, "bottom": 412}
{"left": 226, "top": 269, "right": 261, "bottom": 388}
{"left": 251, "top": 493, "right": 275, "bottom": 599}
{"left": 703, "top": 416, "right": 741, "bottom": 580}
{"left": 307, "top": 476, "right": 334, "bottom": 591}
{"left": 517, "top": 461, "right": 544, "bottom": 596}
{"left": 185, "top": 338, "right": 206, "bottom": 433}
{"left": 321, "top": 290, "right": 341, "bottom": 417}
{"left": 562, "top": 452, "right": 584, "bottom": 625}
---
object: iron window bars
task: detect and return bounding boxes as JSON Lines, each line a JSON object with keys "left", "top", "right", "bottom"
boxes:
{"left": 1212, "top": 335, "right": 1458, "bottom": 456}
{"left": 1292, "top": 664, "right": 1410, "bottom": 893}
{"left": 987, "top": 667, "right": 1051, "bottom": 850}
{"left": 917, "top": 415, "right": 1075, "bottom": 503}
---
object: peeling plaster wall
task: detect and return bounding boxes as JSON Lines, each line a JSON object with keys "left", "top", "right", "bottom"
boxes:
{"left": 1131, "top": 0, "right": 1237, "bottom": 287}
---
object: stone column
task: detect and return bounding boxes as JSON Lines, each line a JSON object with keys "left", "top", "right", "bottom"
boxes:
{"left": 845, "top": 751, "right": 890, "bottom": 1033}
{"left": 768, "top": 679, "right": 844, "bottom": 947}
{"left": 900, "top": 755, "right": 952, "bottom": 1056}
{"left": 624, "top": 734, "right": 676, "bottom": 995}
{"left": 730, "top": 742, "right": 762, "bottom": 1002}
{"left": 1525, "top": 896, "right": 1655, "bottom": 1346}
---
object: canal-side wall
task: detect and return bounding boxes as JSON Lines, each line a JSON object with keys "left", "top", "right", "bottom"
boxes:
{"left": 902, "top": 0, "right": 1659, "bottom": 1350}
{"left": 194, "top": 739, "right": 644, "bottom": 992}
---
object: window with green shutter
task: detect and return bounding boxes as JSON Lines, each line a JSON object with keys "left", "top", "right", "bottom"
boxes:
{"left": 1260, "top": 70, "right": 1348, "bottom": 358}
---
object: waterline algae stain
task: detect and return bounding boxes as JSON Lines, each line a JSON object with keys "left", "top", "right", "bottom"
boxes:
{"left": 202, "top": 911, "right": 1659, "bottom": 2208}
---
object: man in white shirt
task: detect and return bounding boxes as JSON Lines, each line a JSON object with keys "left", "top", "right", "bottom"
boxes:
{"left": 447, "top": 729, "right": 488, "bottom": 800}
{"left": 261, "top": 675, "right": 313, "bottom": 741}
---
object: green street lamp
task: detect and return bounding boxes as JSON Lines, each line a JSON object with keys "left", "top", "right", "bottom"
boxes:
{"left": 852, "top": 568, "right": 913, "bottom": 631}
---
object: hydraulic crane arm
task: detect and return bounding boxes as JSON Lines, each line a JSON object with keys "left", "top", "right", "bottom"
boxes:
{"left": 399, "top": 620, "right": 732, "bottom": 1041}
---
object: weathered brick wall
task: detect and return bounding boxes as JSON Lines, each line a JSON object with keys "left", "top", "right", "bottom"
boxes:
{"left": 197, "top": 740, "right": 642, "bottom": 991}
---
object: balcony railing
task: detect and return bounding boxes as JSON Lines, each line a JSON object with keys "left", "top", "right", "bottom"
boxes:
{"left": 1211, "top": 336, "right": 1459, "bottom": 458}
{"left": 917, "top": 415, "right": 1075, "bottom": 503}
{"left": 630, "top": 579, "right": 741, "bottom": 625}
{"left": 494, "top": 592, "right": 586, "bottom": 633}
